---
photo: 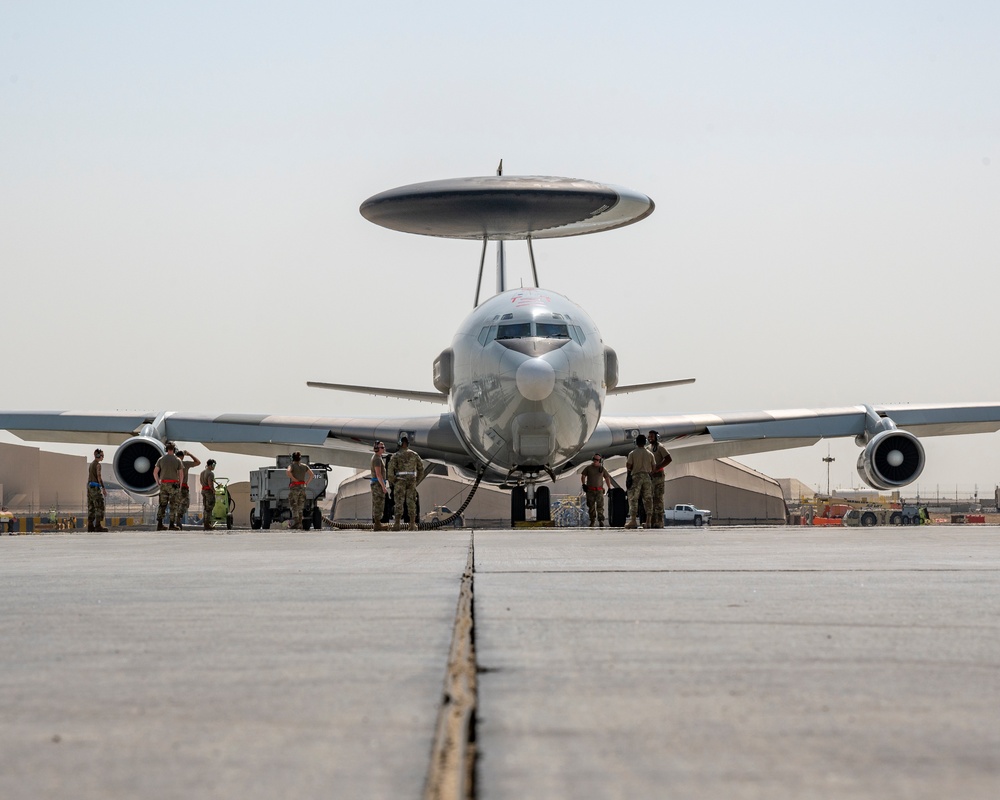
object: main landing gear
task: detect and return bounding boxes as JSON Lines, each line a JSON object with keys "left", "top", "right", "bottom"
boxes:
{"left": 503, "top": 469, "right": 552, "bottom": 526}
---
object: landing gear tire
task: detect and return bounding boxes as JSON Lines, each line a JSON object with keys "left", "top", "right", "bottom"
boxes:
{"left": 511, "top": 486, "right": 526, "bottom": 525}
{"left": 608, "top": 487, "right": 628, "bottom": 527}
{"left": 535, "top": 486, "right": 551, "bottom": 523}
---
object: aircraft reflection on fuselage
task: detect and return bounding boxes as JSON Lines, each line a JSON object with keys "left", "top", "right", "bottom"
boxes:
{"left": 447, "top": 287, "right": 606, "bottom": 477}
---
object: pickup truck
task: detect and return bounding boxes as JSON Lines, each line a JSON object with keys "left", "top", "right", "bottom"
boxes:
{"left": 662, "top": 503, "right": 711, "bottom": 527}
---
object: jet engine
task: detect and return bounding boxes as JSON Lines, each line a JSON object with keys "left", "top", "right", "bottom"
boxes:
{"left": 113, "top": 436, "right": 166, "bottom": 496}
{"left": 856, "top": 429, "right": 925, "bottom": 490}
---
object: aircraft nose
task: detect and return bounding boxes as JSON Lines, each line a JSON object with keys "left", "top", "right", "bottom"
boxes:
{"left": 515, "top": 357, "right": 556, "bottom": 401}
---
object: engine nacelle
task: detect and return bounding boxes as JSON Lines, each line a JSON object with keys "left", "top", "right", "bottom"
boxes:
{"left": 113, "top": 436, "right": 167, "bottom": 496}
{"left": 433, "top": 348, "right": 454, "bottom": 394}
{"left": 603, "top": 346, "right": 619, "bottom": 391}
{"left": 856, "top": 429, "right": 925, "bottom": 490}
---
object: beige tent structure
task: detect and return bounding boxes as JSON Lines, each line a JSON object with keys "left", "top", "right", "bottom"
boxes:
{"left": 0, "top": 441, "right": 87, "bottom": 513}
{"left": 660, "top": 458, "right": 787, "bottom": 525}
{"left": 777, "top": 477, "right": 817, "bottom": 504}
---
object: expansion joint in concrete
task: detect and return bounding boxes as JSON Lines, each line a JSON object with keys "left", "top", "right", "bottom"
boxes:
{"left": 424, "top": 533, "right": 478, "bottom": 800}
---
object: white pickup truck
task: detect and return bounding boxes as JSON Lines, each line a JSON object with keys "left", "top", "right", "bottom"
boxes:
{"left": 662, "top": 503, "right": 711, "bottom": 527}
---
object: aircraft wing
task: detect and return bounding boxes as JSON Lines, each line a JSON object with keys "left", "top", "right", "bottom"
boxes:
{"left": 587, "top": 403, "right": 1000, "bottom": 463}
{"left": 0, "top": 410, "right": 470, "bottom": 471}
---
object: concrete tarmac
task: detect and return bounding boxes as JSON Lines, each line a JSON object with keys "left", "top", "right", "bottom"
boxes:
{"left": 2, "top": 527, "right": 999, "bottom": 799}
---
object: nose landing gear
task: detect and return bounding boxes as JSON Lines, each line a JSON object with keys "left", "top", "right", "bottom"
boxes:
{"left": 504, "top": 468, "right": 552, "bottom": 526}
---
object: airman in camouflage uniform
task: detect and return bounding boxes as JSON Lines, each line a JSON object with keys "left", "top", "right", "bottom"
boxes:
{"left": 646, "top": 430, "right": 672, "bottom": 529}
{"left": 176, "top": 449, "right": 201, "bottom": 527}
{"left": 370, "top": 441, "right": 389, "bottom": 531}
{"left": 579, "top": 454, "right": 613, "bottom": 527}
{"left": 625, "top": 434, "right": 654, "bottom": 529}
{"left": 87, "top": 448, "right": 108, "bottom": 532}
{"left": 200, "top": 459, "right": 217, "bottom": 530}
{"left": 153, "top": 442, "right": 184, "bottom": 531}
{"left": 286, "top": 451, "right": 315, "bottom": 529}
{"left": 387, "top": 435, "right": 424, "bottom": 531}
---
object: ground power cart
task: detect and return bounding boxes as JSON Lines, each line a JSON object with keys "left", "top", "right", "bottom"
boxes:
{"left": 209, "top": 477, "right": 235, "bottom": 529}
{"left": 249, "top": 456, "right": 329, "bottom": 530}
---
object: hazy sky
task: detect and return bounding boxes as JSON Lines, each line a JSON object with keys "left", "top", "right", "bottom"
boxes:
{"left": 2, "top": 2, "right": 999, "bottom": 498}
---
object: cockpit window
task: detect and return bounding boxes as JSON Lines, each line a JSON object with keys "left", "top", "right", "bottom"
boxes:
{"left": 535, "top": 322, "right": 570, "bottom": 339}
{"left": 496, "top": 322, "right": 532, "bottom": 340}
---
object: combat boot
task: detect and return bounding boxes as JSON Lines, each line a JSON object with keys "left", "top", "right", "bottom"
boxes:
{"left": 95, "top": 524, "right": 109, "bottom": 532}
{"left": 373, "top": 520, "right": 383, "bottom": 531}
{"left": 598, "top": 520, "right": 605, "bottom": 528}
{"left": 408, "top": 522, "right": 418, "bottom": 531}
{"left": 203, "top": 521, "right": 212, "bottom": 530}
{"left": 156, "top": 522, "right": 167, "bottom": 531}
{"left": 624, "top": 519, "right": 638, "bottom": 529}
{"left": 168, "top": 523, "right": 178, "bottom": 531}
{"left": 87, "top": 520, "right": 95, "bottom": 532}
{"left": 392, "top": 517, "right": 401, "bottom": 531}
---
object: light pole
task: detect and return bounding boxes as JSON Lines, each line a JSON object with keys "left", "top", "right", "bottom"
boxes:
{"left": 822, "top": 450, "right": 835, "bottom": 497}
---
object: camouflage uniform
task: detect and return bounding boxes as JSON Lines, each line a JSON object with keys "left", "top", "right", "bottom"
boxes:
{"left": 579, "top": 461, "right": 612, "bottom": 526}
{"left": 200, "top": 467, "right": 216, "bottom": 529}
{"left": 155, "top": 452, "right": 184, "bottom": 528}
{"left": 287, "top": 460, "right": 311, "bottom": 528}
{"left": 87, "top": 457, "right": 105, "bottom": 531}
{"left": 370, "top": 452, "right": 387, "bottom": 527}
{"left": 647, "top": 440, "right": 672, "bottom": 529}
{"left": 626, "top": 446, "right": 655, "bottom": 528}
{"left": 388, "top": 445, "right": 424, "bottom": 530}
{"left": 178, "top": 458, "right": 198, "bottom": 522}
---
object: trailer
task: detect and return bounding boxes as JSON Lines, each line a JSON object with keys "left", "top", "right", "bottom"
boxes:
{"left": 249, "top": 455, "right": 329, "bottom": 530}
{"left": 843, "top": 505, "right": 920, "bottom": 526}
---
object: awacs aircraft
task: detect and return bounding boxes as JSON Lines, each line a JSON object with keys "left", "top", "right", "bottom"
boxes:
{"left": 3, "top": 170, "right": 1000, "bottom": 525}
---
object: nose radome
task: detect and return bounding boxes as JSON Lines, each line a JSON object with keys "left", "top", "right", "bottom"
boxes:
{"left": 515, "top": 357, "right": 555, "bottom": 401}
